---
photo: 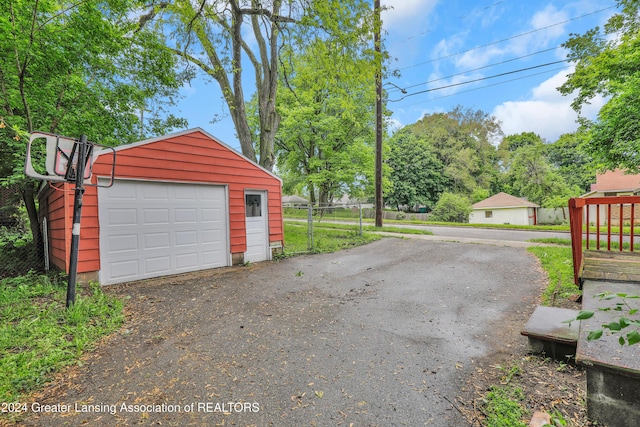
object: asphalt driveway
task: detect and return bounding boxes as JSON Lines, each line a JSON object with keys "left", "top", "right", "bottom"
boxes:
{"left": 22, "top": 238, "right": 545, "bottom": 427}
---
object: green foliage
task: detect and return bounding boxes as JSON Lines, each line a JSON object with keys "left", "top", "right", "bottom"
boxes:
{"left": 568, "top": 293, "right": 640, "bottom": 346}
{"left": 144, "top": 0, "right": 376, "bottom": 171}
{"left": 429, "top": 192, "right": 472, "bottom": 223}
{"left": 386, "top": 129, "right": 447, "bottom": 211}
{"left": 483, "top": 385, "right": 527, "bottom": 427}
{"left": 405, "top": 107, "right": 502, "bottom": 196}
{"left": 0, "top": 273, "right": 124, "bottom": 402}
{"left": 471, "top": 188, "right": 490, "bottom": 204}
{"left": 0, "top": 0, "right": 187, "bottom": 263}
{"left": 0, "top": 226, "right": 39, "bottom": 277}
{"left": 275, "top": 30, "right": 378, "bottom": 204}
{"left": 526, "top": 246, "right": 579, "bottom": 306}
{"left": 546, "top": 132, "right": 596, "bottom": 193}
{"left": 560, "top": 0, "right": 640, "bottom": 171}
{"left": 549, "top": 410, "right": 569, "bottom": 426}
{"left": 499, "top": 132, "right": 544, "bottom": 153}
{"left": 283, "top": 222, "right": 379, "bottom": 255}
{"left": 503, "top": 144, "right": 579, "bottom": 206}
{"left": 497, "top": 132, "right": 544, "bottom": 172}
{"left": 0, "top": 0, "right": 185, "bottom": 147}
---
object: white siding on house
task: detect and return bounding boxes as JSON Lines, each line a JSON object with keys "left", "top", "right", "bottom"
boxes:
{"left": 469, "top": 207, "right": 533, "bottom": 225}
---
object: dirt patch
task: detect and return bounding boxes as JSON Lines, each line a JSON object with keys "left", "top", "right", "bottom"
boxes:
{"left": 455, "top": 255, "right": 593, "bottom": 427}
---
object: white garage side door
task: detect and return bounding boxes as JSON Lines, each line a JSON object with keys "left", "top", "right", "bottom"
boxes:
{"left": 98, "top": 180, "right": 229, "bottom": 285}
{"left": 244, "top": 191, "right": 269, "bottom": 263}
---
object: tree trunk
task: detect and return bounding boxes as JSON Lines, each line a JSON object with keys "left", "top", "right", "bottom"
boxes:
{"left": 258, "top": 93, "right": 279, "bottom": 171}
{"left": 256, "top": 0, "right": 281, "bottom": 172}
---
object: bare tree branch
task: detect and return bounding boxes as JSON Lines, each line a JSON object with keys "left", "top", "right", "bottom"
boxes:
{"left": 136, "top": 1, "right": 170, "bottom": 32}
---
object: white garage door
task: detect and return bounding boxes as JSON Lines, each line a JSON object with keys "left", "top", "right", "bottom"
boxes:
{"left": 98, "top": 180, "right": 229, "bottom": 285}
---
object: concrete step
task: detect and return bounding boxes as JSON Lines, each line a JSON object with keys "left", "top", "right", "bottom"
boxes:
{"left": 577, "top": 280, "right": 640, "bottom": 427}
{"left": 521, "top": 306, "right": 580, "bottom": 360}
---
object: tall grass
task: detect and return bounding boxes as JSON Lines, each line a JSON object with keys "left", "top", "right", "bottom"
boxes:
{"left": 0, "top": 273, "right": 124, "bottom": 402}
{"left": 527, "top": 246, "right": 578, "bottom": 305}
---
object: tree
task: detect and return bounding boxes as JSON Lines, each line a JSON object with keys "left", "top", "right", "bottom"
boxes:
{"left": 503, "top": 144, "right": 579, "bottom": 207}
{"left": 386, "top": 130, "right": 447, "bottom": 211}
{"left": 274, "top": 32, "right": 377, "bottom": 205}
{"left": 497, "top": 132, "right": 544, "bottom": 172}
{"left": 429, "top": 192, "right": 472, "bottom": 223}
{"left": 405, "top": 107, "right": 502, "bottom": 195}
{"left": 560, "top": 0, "right": 640, "bottom": 171}
{"left": 0, "top": 0, "right": 185, "bottom": 261}
{"left": 546, "top": 132, "right": 596, "bottom": 192}
{"left": 140, "top": 0, "right": 374, "bottom": 172}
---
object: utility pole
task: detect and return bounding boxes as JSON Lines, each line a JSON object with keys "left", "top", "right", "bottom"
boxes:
{"left": 374, "top": 0, "right": 383, "bottom": 228}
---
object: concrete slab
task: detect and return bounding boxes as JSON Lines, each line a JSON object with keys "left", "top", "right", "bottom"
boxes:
{"left": 521, "top": 306, "right": 579, "bottom": 360}
{"left": 577, "top": 280, "right": 640, "bottom": 427}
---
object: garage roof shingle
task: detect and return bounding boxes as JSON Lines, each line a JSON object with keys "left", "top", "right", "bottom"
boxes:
{"left": 472, "top": 192, "right": 539, "bottom": 209}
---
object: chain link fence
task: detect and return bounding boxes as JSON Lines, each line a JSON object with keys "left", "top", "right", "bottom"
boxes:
{"left": 283, "top": 203, "right": 365, "bottom": 253}
{"left": 0, "top": 185, "right": 45, "bottom": 278}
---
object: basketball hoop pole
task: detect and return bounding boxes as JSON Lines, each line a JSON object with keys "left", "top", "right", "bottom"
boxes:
{"left": 66, "top": 134, "right": 88, "bottom": 308}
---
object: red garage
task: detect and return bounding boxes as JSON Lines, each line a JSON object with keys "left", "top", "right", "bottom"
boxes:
{"left": 41, "top": 128, "right": 283, "bottom": 285}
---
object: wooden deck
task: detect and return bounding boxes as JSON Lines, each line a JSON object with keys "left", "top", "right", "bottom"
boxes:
{"left": 581, "top": 250, "right": 640, "bottom": 283}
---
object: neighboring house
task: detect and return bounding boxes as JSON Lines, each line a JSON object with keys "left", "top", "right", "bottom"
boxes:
{"left": 582, "top": 169, "right": 640, "bottom": 198}
{"left": 40, "top": 128, "right": 283, "bottom": 285}
{"left": 282, "top": 195, "right": 309, "bottom": 207}
{"left": 469, "top": 192, "right": 539, "bottom": 226}
{"left": 582, "top": 169, "right": 640, "bottom": 226}
{"left": 332, "top": 194, "right": 373, "bottom": 209}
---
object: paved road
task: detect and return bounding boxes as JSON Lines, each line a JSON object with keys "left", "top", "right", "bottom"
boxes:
{"left": 291, "top": 218, "right": 572, "bottom": 247}
{"left": 396, "top": 224, "right": 569, "bottom": 242}
{"left": 393, "top": 224, "right": 630, "bottom": 246}
{"left": 23, "top": 238, "right": 545, "bottom": 427}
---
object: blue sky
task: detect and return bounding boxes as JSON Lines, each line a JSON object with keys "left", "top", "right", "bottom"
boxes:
{"left": 168, "top": 0, "right": 616, "bottom": 151}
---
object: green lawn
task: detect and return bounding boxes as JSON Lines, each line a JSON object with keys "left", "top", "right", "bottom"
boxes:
{"left": 527, "top": 245, "right": 579, "bottom": 306}
{"left": 283, "top": 208, "right": 570, "bottom": 232}
{"left": 283, "top": 222, "right": 381, "bottom": 254}
{"left": 0, "top": 273, "right": 124, "bottom": 403}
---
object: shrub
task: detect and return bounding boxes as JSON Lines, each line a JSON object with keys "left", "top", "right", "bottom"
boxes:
{"left": 0, "top": 226, "right": 41, "bottom": 278}
{"left": 429, "top": 192, "right": 472, "bottom": 223}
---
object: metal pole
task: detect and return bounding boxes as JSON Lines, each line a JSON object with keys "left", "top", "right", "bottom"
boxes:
{"left": 307, "top": 204, "right": 313, "bottom": 251}
{"left": 359, "top": 203, "right": 363, "bottom": 236}
{"left": 66, "top": 135, "right": 88, "bottom": 308}
{"left": 43, "top": 218, "right": 49, "bottom": 271}
{"left": 374, "top": 0, "right": 383, "bottom": 228}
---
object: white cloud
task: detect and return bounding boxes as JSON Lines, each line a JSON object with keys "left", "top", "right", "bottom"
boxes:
{"left": 492, "top": 68, "right": 605, "bottom": 142}
{"left": 386, "top": 117, "right": 404, "bottom": 134}
{"left": 456, "top": 45, "right": 505, "bottom": 69}
{"left": 529, "top": 5, "right": 569, "bottom": 46}
{"left": 446, "top": 4, "right": 570, "bottom": 70}
{"left": 382, "top": 0, "right": 438, "bottom": 32}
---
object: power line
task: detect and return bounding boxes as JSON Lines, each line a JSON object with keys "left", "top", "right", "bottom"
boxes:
{"left": 398, "top": 5, "right": 615, "bottom": 71}
{"left": 387, "top": 1, "right": 504, "bottom": 48}
{"left": 397, "top": 66, "right": 568, "bottom": 108}
{"left": 388, "top": 59, "right": 569, "bottom": 102}
{"left": 386, "top": 45, "right": 562, "bottom": 93}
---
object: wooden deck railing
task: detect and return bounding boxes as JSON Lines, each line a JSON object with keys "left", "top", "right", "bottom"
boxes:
{"left": 569, "top": 196, "right": 640, "bottom": 285}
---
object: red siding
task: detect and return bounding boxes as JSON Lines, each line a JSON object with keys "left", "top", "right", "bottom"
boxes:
{"left": 42, "top": 183, "right": 70, "bottom": 271}
{"left": 46, "top": 129, "right": 283, "bottom": 275}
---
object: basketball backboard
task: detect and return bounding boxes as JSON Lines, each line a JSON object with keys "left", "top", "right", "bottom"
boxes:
{"left": 25, "top": 132, "right": 93, "bottom": 183}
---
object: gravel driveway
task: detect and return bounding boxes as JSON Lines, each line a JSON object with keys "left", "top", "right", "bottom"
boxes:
{"left": 21, "top": 238, "right": 545, "bottom": 427}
